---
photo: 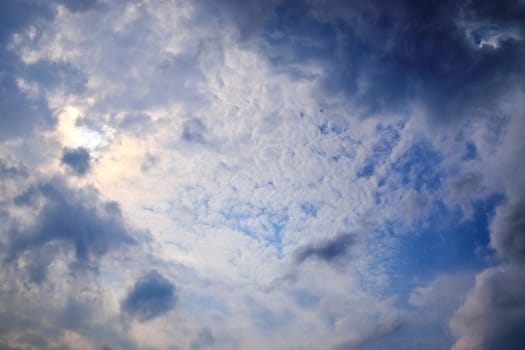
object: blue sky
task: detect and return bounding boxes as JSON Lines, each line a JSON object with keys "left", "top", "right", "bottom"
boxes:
{"left": 1, "top": 1, "right": 525, "bottom": 349}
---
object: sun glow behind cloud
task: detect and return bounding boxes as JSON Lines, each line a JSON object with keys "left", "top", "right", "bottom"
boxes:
{"left": 54, "top": 106, "right": 108, "bottom": 151}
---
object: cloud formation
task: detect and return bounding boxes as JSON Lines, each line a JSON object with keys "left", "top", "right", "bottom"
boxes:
{"left": 294, "top": 232, "right": 355, "bottom": 264}
{"left": 6, "top": 177, "right": 136, "bottom": 282}
{"left": 61, "top": 147, "right": 91, "bottom": 176}
{"left": 211, "top": 0, "right": 525, "bottom": 123}
{"left": 450, "top": 265, "right": 525, "bottom": 350}
{"left": 121, "top": 270, "right": 177, "bottom": 322}
{"left": 0, "top": 0, "right": 524, "bottom": 349}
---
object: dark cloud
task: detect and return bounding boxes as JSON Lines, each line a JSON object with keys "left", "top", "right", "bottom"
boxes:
{"left": 210, "top": 0, "right": 525, "bottom": 122}
{"left": 194, "top": 0, "right": 282, "bottom": 41}
{"left": 6, "top": 178, "right": 136, "bottom": 282}
{"left": 450, "top": 265, "right": 525, "bottom": 350}
{"left": 61, "top": 147, "right": 91, "bottom": 176}
{"left": 294, "top": 233, "right": 355, "bottom": 264}
{"left": 121, "top": 270, "right": 176, "bottom": 322}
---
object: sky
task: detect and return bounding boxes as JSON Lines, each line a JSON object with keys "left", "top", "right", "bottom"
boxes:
{"left": 0, "top": 0, "right": 525, "bottom": 349}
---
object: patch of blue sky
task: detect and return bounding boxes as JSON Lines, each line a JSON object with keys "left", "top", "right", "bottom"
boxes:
{"left": 318, "top": 122, "right": 329, "bottom": 135}
{"left": 381, "top": 192, "right": 504, "bottom": 299}
{"left": 300, "top": 202, "right": 317, "bottom": 217}
{"left": 316, "top": 117, "right": 345, "bottom": 136}
{"left": 220, "top": 203, "right": 260, "bottom": 240}
{"left": 330, "top": 142, "right": 358, "bottom": 162}
{"left": 310, "top": 121, "right": 360, "bottom": 163}
{"left": 382, "top": 140, "right": 443, "bottom": 192}
{"left": 357, "top": 123, "right": 401, "bottom": 178}
{"left": 462, "top": 142, "right": 478, "bottom": 161}
{"left": 266, "top": 211, "right": 289, "bottom": 256}
{"left": 220, "top": 203, "right": 289, "bottom": 253}
{"left": 453, "top": 126, "right": 480, "bottom": 161}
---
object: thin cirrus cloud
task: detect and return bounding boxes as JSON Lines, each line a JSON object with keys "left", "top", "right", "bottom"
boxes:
{"left": 0, "top": 0, "right": 524, "bottom": 349}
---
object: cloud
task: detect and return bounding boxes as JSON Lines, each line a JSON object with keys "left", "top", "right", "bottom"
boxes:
{"left": 409, "top": 272, "right": 475, "bottom": 312}
{"left": 0, "top": 158, "right": 27, "bottom": 179}
{"left": 450, "top": 102, "right": 525, "bottom": 350}
{"left": 61, "top": 147, "right": 91, "bottom": 176}
{"left": 0, "top": 1, "right": 91, "bottom": 142}
{"left": 294, "top": 233, "right": 355, "bottom": 264}
{"left": 490, "top": 199, "right": 525, "bottom": 263}
{"left": 333, "top": 311, "right": 403, "bottom": 350}
{"left": 118, "top": 113, "right": 153, "bottom": 134}
{"left": 450, "top": 187, "right": 525, "bottom": 350}
{"left": 1, "top": 1, "right": 524, "bottom": 349}
{"left": 121, "top": 270, "right": 176, "bottom": 322}
{"left": 190, "top": 327, "right": 215, "bottom": 350}
{"left": 0, "top": 60, "right": 55, "bottom": 141}
{"left": 450, "top": 265, "right": 525, "bottom": 350}
{"left": 6, "top": 177, "right": 136, "bottom": 282}
{"left": 214, "top": 0, "right": 525, "bottom": 122}
{"left": 182, "top": 118, "right": 207, "bottom": 144}
{"left": 445, "top": 172, "right": 486, "bottom": 218}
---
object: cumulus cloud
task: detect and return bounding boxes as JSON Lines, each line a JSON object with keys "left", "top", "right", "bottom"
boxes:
{"left": 121, "top": 270, "right": 176, "bottom": 322}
